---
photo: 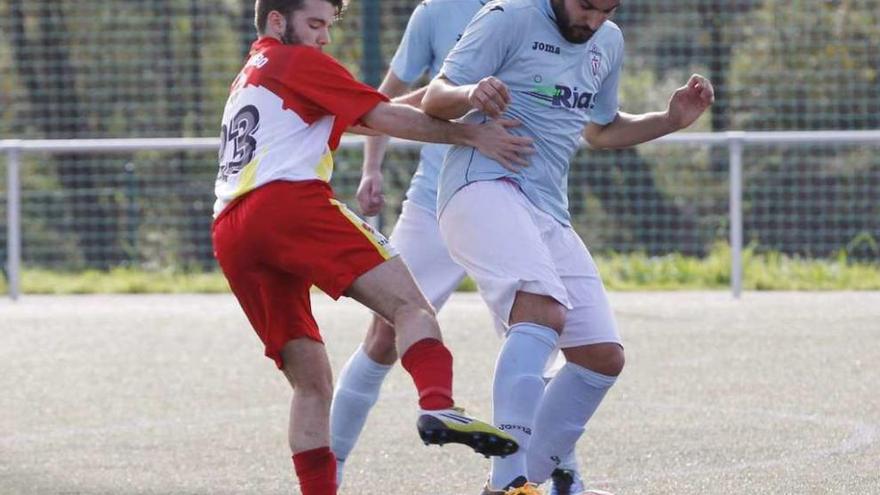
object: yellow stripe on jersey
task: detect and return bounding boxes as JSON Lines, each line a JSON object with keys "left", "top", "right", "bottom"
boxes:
{"left": 329, "top": 198, "right": 393, "bottom": 260}
{"left": 315, "top": 151, "right": 334, "bottom": 182}
{"left": 232, "top": 152, "right": 265, "bottom": 198}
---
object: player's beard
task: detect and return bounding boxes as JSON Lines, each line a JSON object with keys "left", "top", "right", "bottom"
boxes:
{"left": 280, "top": 21, "right": 301, "bottom": 45}
{"left": 551, "top": 0, "right": 597, "bottom": 44}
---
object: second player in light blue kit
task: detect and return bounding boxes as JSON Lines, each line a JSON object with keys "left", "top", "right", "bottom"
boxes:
{"left": 423, "top": 0, "right": 714, "bottom": 493}
{"left": 328, "top": 0, "right": 537, "bottom": 489}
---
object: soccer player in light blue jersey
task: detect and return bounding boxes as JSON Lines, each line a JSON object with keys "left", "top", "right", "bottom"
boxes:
{"left": 331, "top": 2, "right": 586, "bottom": 491}
{"left": 422, "top": 0, "right": 714, "bottom": 494}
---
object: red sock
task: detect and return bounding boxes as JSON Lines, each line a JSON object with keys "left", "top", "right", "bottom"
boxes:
{"left": 400, "top": 338, "right": 454, "bottom": 410}
{"left": 292, "top": 447, "right": 336, "bottom": 495}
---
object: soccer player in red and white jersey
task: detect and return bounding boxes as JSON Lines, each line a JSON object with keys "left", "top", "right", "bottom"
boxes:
{"left": 211, "top": 1, "right": 534, "bottom": 493}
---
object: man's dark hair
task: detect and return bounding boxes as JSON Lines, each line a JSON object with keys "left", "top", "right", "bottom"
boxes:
{"left": 254, "top": 0, "right": 347, "bottom": 34}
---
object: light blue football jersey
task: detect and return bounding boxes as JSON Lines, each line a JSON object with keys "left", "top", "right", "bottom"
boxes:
{"left": 389, "top": 0, "right": 487, "bottom": 215}
{"left": 438, "top": 0, "right": 624, "bottom": 226}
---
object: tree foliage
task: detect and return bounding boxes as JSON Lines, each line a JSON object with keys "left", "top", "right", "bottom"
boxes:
{"left": 0, "top": 0, "right": 877, "bottom": 268}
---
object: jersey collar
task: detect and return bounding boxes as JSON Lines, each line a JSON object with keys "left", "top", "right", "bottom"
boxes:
{"left": 250, "top": 36, "right": 282, "bottom": 55}
{"left": 540, "top": 0, "right": 557, "bottom": 21}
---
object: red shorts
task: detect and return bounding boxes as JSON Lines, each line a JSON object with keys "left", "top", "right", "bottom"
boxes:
{"left": 212, "top": 180, "right": 396, "bottom": 368}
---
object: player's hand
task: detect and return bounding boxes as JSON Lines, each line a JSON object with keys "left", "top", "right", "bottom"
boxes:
{"left": 356, "top": 170, "right": 385, "bottom": 216}
{"left": 467, "top": 76, "right": 511, "bottom": 118}
{"left": 667, "top": 73, "right": 715, "bottom": 130}
{"left": 472, "top": 118, "right": 534, "bottom": 172}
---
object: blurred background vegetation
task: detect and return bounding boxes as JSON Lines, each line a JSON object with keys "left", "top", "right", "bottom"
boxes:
{"left": 0, "top": 0, "right": 878, "bottom": 290}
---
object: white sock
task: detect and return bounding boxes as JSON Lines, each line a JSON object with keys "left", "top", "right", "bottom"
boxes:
{"left": 490, "top": 322, "right": 559, "bottom": 489}
{"left": 542, "top": 376, "right": 579, "bottom": 473}
{"left": 335, "top": 458, "right": 345, "bottom": 489}
{"left": 558, "top": 447, "right": 579, "bottom": 472}
{"left": 329, "top": 344, "right": 393, "bottom": 487}
{"left": 527, "top": 362, "right": 616, "bottom": 483}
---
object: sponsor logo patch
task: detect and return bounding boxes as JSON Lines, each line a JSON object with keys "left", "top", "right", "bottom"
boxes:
{"left": 524, "top": 84, "right": 595, "bottom": 111}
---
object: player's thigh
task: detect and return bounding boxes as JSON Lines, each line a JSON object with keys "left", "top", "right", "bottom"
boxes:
{"left": 271, "top": 192, "right": 398, "bottom": 300}
{"left": 540, "top": 222, "right": 620, "bottom": 348}
{"left": 213, "top": 192, "right": 322, "bottom": 369}
{"left": 389, "top": 200, "right": 466, "bottom": 309}
{"left": 439, "top": 179, "right": 570, "bottom": 326}
{"left": 224, "top": 263, "right": 322, "bottom": 369}
{"left": 346, "top": 255, "right": 434, "bottom": 324}
{"left": 557, "top": 273, "right": 620, "bottom": 349}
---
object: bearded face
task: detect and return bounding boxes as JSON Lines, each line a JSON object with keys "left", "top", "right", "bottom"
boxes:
{"left": 551, "top": 0, "right": 596, "bottom": 43}
{"left": 550, "top": 0, "right": 619, "bottom": 44}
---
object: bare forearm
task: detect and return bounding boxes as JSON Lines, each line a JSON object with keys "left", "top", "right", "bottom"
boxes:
{"left": 422, "top": 77, "right": 474, "bottom": 120}
{"left": 393, "top": 86, "right": 428, "bottom": 108}
{"left": 363, "top": 134, "right": 390, "bottom": 175}
{"left": 362, "top": 102, "right": 474, "bottom": 146}
{"left": 363, "top": 72, "right": 412, "bottom": 173}
{"left": 584, "top": 111, "right": 678, "bottom": 150}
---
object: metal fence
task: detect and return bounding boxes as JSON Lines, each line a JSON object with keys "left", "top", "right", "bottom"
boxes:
{"left": 3, "top": 131, "right": 880, "bottom": 299}
{"left": 2, "top": 1, "right": 880, "bottom": 298}
{"left": 4, "top": 1, "right": 878, "bottom": 139}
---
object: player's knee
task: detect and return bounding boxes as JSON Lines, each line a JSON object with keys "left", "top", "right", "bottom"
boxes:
{"left": 364, "top": 317, "right": 398, "bottom": 364}
{"left": 510, "top": 292, "right": 567, "bottom": 333}
{"left": 392, "top": 299, "right": 437, "bottom": 326}
{"left": 601, "top": 346, "right": 625, "bottom": 376}
{"left": 565, "top": 343, "right": 625, "bottom": 377}
{"left": 412, "top": 296, "right": 437, "bottom": 317}
{"left": 297, "top": 368, "right": 334, "bottom": 400}
{"left": 541, "top": 307, "right": 567, "bottom": 334}
{"left": 587, "top": 345, "right": 625, "bottom": 377}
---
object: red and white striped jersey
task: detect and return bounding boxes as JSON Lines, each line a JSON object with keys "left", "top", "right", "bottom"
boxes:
{"left": 214, "top": 37, "right": 388, "bottom": 217}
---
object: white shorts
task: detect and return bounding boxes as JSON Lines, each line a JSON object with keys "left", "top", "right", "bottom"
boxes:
{"left": 389, "top": 200, "right": 467, "bottom": 309}
{"left": 439, "top": 180, "right": 620, "bottom": 349}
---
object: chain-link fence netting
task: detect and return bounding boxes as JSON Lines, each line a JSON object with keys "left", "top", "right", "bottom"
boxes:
{"left": 1, "top": 0, "right": 879, "bottom": 271}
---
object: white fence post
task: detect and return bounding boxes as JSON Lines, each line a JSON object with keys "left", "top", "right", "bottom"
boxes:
{"left": 6, "top": 147, "right": 22, "bottom": 301}
{"left": 728, "top": 132, "right": 745, "bottom": 298}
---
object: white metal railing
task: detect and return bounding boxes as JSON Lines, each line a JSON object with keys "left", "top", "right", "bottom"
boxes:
{"left": 3, "top": 130, "right": 880, "bottom": 300}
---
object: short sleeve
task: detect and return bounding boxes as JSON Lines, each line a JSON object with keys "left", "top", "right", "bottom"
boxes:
{"left": 589, "top": 42, "right": 624, "bottom": 126}
{"left": 440, "top": 2, "right": 517, "bottom": 85}
{"left": 389, "top": 1, "right": 434, "bottom": 84}
{"left": 282, "top": 47, "right": 389, "bottom": 147}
